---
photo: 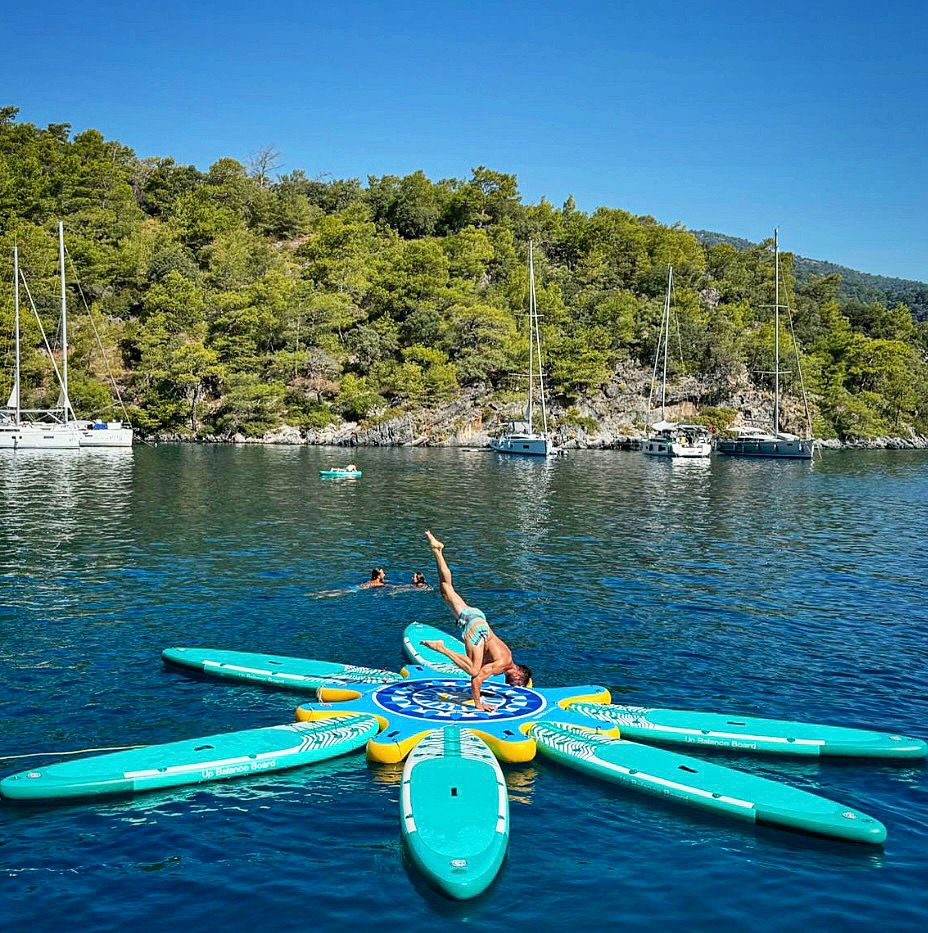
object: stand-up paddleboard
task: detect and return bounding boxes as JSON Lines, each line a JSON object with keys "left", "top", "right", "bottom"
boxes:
{"left": 1, "top": 716, "right": 379, "bottom": 801}
{"left": 401, "top": 622, "right": 505, "bottom": 682}
{"left": 401, "top": 728, "right": 509, "bottom": 899}
{"left": 532, "top": 723, "right": 886, "bottom": 844}
{"left": 570, "top": 702, "right": 928, "bottom": 759}
{"left": 163, "top": 647, "right": 400, "bottom": 692}
{"left": 319, "top": 469, "right": 362, "bottom": 478}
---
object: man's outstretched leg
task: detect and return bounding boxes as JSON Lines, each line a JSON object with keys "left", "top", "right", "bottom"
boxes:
{"left": 425, "top": 530, "right": 466, "bottom": 617}
{"left": 422, "top": 531, "right": 492, "bottom": 708}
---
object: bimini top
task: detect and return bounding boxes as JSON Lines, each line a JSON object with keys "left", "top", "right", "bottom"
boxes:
{"left": 724, "top": 427, "right": 802, "bottom": 442}
{"left": 650, "top": 421, "right": 709, "bottom": 436}
{"left": 500, "top": 420, "right": 544, "bottom": 438}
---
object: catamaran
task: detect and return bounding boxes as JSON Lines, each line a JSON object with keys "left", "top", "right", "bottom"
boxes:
{"left": 643, "top": 266, "right": 711, "bottom": 458}
{"left": 490, "top": 241, "right": 558, "bottom": 457}
{"left": 715, "top": 230, "right": 815, "bottom": 460}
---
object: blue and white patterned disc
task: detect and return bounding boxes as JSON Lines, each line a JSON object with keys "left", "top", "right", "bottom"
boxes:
{"left": 372, "top": 678, "right": 546, "bottom": 722}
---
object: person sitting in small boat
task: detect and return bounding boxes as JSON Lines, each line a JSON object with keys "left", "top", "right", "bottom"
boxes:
{"left": 345, "top": 463, "right": 358, "bottom": 472}
{"left": 422, "top": 530, "right": 531, "bottom": 711}
{"left": 359, "top": 567, "right": 386, "bottom": 588}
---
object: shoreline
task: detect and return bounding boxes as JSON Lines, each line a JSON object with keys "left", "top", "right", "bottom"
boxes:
{"left": 150, "top": 428, "right": 928, "bottom": 451}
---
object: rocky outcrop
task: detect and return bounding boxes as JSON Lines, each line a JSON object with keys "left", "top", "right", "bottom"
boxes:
{"left": 152, "top": 363, "right": 928, "bottom": 450}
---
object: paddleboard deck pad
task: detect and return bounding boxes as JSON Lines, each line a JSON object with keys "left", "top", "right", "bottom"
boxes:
{"left": 532, "top": 723, "right": 886, "bottom": 844}
{"left": 402, "top": 728, "right": 509, "bottom": 898}
{"left": 570, "top": 702, "right": 928, "bottom": 759}
{"left": 1, "top": 716, "right": 379, "bottom": 801}
{"left": 163, "top": 647, "right": 400, "bottom": 692}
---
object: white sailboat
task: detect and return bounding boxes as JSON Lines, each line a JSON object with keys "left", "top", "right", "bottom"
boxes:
{"left": 0, "top": 243, "right": 80, "bottom": 450}
{"left": 643, "top": 266, "right": 711, "bottom": 458}
{"left": 490, "top": 241, "right": 558, "bottom": 457}
{"left": 3, "top": 224, "right": 132, "bottom": 449}
{"left": 715, "top": 230, "right": 815, "bottom": 460}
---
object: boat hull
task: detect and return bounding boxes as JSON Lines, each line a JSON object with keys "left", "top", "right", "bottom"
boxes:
{"left": 490, "top": 436, "right": 555, "bottom": 457}
{"left": 716, "top": 438, "right": 814, "bottom": 459}
{"left": 643, "top": 439, "right": 711, "bottom": 458}
{"left": 78, "top": 425, "right": 134, "bottom": 447}
{"left": 0, "top": 426, "right": 80, "bottom": 449}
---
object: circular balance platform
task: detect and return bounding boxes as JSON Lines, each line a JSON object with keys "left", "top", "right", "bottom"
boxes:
{"left": 295, "top": 676, "right": 613, "bottom": 763}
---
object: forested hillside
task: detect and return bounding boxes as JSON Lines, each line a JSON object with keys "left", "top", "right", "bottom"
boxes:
{"left": 694, "top": 230, "right": 928, "bottom": 321}
{"left": 2, "top": 107, "right": 926, "bottom": 441}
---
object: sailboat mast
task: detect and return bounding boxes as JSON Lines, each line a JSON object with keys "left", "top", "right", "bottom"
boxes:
{"left": 773, "top": 228, "right": 780, "bottom": 435}
{"left": 13, "top": 244, "right": 21, "bottom": 425}
{"left": 533, "top": 248, "right": 549, "bottom": 438}
{"left": 661, "top": 266, "right": 673, "bottom": 419}
{"left": 527, "top": 241, "right": 535, "bottom": 433}
{"left": 58, "top": 220, "right": 71, "bottom": 422}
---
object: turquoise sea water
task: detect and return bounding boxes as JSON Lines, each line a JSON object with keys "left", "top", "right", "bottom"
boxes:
{"left": 1, "top": 445, "right": 926, "bottom": 931}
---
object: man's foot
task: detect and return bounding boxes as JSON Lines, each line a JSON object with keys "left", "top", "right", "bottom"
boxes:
{"left": 425, "top": 530, "right": 444, "bottom": 553}
{"left": 421, "top": 639, "right": 445, "bottom": 651}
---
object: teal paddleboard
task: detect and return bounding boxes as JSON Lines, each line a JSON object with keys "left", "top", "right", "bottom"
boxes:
{"left": 319, "top": 469, "right": 362, "bottom": 478}
{"left": 163, "top": 647, "right": 400, "bottom": 691}
{"left": 0, "top": 716, "right": 379, "bottom": 801}
{"left": 532, "top": 723, "right": 886, "bottom": 844}
{"left": 401, "top": 728, "right": 509, "bottom": 899}
{"left": 570, "top": 702, "right": 928, "bottom": 759}
{"left": 401, "top": 622, "right": 504, "bottom": 681}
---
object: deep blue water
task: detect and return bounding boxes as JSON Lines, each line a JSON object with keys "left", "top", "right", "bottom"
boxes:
{"left": 1, "top": 445, "right": 926, "bottom": 931}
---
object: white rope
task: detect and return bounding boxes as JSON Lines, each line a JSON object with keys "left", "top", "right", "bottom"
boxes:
{"left": 784, "top": 297, "right": 813, "bottom": 437}
{"left": 19, "top": 269, "right": 67, "bottom": 415}
{"left": 64, "top": 244, "right": 132, "bottom": 423}
{"left": 647, "top": 295, "right": 666, "bottom": 421}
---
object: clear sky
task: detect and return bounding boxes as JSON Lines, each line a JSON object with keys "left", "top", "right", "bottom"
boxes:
{"left": 3, "top": 0, "right": 926, "bottom": 280}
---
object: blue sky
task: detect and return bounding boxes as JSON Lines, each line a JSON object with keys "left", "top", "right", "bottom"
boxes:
{"left": 3, "top": 0, "right": 926, "bottom": 280}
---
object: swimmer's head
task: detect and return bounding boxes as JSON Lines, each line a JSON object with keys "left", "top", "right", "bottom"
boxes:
{"left": 505, "top": 663, "right": 532, "bottom": 687}
{"left": 371, "top": 568, "right": 385, "bottom": 581}
{"left": 412, "top": 572, "right": 427, "bottom": 587}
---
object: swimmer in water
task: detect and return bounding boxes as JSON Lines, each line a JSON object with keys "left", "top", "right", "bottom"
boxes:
{"left": 421, "top": 530, "right": 531, "bottom": 711}
{"left": 358, "top": 567, "right": 386, "bottom": 588}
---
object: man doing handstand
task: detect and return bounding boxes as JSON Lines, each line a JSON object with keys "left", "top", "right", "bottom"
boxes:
{"left": 422, "top": 530, "right": 532, "bottom": 711}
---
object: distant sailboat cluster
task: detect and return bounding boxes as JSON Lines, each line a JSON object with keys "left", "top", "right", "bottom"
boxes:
{"left": 644, "top": 229, "right": 815, "bottom": 461}
{"left": 1, "top": 222, "right": 133, "bottom": 450}
{"left": 490, "top": 232, "right": 815, "bottom": 462}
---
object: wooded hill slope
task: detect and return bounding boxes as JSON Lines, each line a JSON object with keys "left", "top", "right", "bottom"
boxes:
{"left": 694, "top": 230, "right": 928, "bottom": 321}
{"left": 1, "top": 106, "right": 926, "bottom": 440}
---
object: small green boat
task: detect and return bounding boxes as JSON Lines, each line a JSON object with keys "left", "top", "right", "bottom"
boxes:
{"left": 570, "top": 702, "right": 928, "bottom": 759}
{"left": 1, "top": 717, "right": 379, "bottom": 801}
{"left": 532, "top": 722, "right": 887, "bottom": 844}
{"left": 162, "top": 647, "right": 400, "bottom": 691}
{"left": 401, "top": 728, "right": 509, "bottom": 899}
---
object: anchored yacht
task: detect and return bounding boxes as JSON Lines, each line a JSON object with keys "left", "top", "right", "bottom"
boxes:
{"left": 490, "top": 241, "right": 558, "bottom": 457}
{"left": 642, "top": 266, "right": 711, "bottom": 458}
{"left": 715, "top": 230, "right": 815, "bottom": 460}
